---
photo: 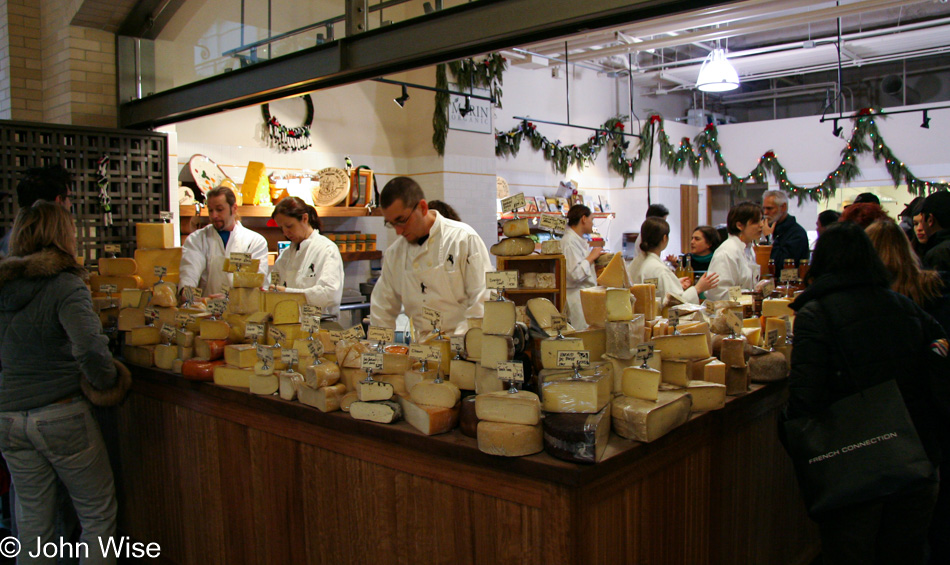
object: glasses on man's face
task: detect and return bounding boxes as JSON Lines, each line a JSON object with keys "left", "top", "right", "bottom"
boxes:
{"left": 383, "top": 201, "right": 418, "bottom": 229}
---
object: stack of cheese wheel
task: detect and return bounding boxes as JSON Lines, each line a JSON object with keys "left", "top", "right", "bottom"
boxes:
{"left": 393, "top": 330, "right": 459, "bottom": 435}
{"left": 489, "top": 218, "right": 535, "bottom": 256}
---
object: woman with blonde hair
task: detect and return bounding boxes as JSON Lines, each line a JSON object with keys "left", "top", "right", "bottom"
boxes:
{"left": 0, "top": 201, "right": 122, "bottom": 564}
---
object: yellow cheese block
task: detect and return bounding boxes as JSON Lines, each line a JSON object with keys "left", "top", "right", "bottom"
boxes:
{"left": 261, "top": 291, "right": 307, "bottom": 316}
{"left": 90, "top": 274, "right": 144, "bottom": 294}
{"left": 539, "top": 365, "right": 612, "bottom": 413}
{"left": 199, "top": 319, "right": 231, "bottom": 340}
{"left": 611, "top": 390, "right": 692, "bottom": 442}
{"left": 304, "top": 361, "right": 341, "bottom": 389}
{"left": 120, "top": 289, "right": 151, "bottom": 309}
{"left": 502, "top": 218, "right": 531, "bottom": 238}
{"left": 122, "top": 344, "right": 156, "bottom": 367}
{"left": 579, "top": 286, "right": 607, "bottom": 328}
{"left": 572, "top": 328, "right": 607, "bottom": 362}
{"left": 232, "top": 271, "right": 265, "bottom": 289}
{"left": 396, "top": 396, "right": 459, "bottom": 436}
{"left": 151, "top": 282, "right": 177, "bottom": 308}
{"left": 265, "top": 323, "right": 300, "bottom": 348}
{"left": 660, "top": 358, "right": 691, "bottom": 387}
{"left": 222, "top": 258, "right": 261, "bottom": 273}
{"left": 631, "top": 284, "right": 657, "bottom": 321}
{"left": 742, "top": 327, "right": 762, "bottom": 347}
{"left": 241, "top": 161, "right": 271, "bottom": 206}
{"left": 133, "top": 248, "right": 182, "bottom": 276}
{"left": 686, "top": 380, "right": 727, "bottom": 412}
{"left": 357, "top": 380, "right": 394, "bottom": 402}
{"left": 99, "top": 257, "right": 137, "bottom": 276}
{"left": 762, "top": 298, "right": 794, "bottom": 318}
{"left": 224, "top": 344, "right": 258, "bottom": 368}
{"left": 622, "top": 366, "right": 662, "bottom": 401}
{"left": 477, "top": 422, "right": 543, "bottom": 457}
{"left": 178, "top": 345, "right": 194, "bottom": 360}
{"left": 538, "top": 336, "right": 586, "bottom": 369}
{"left": 475, "top": 390, "right": 540, "bottom": 425}
{"left": 154, "top": 343, "right": 177, "bottom": 370}
{"left": 704, "top": 359, "right": 727, "bottom": 385}
{"left": 212, "top": 365, "right": 253, "bottom": 388}
{"left": 596, "top": 252, "right": 628, "bottom": 288}
{"left": 272, "top": 299, "right": 301, "bottom": 325}
{"left": 605, "top": 287, "right": 634, "bottom": 322}
{"left": 481, "top": 334, "right": 514, "bottom": 370}
{"left": 176, "top": 329, "right": 195, "bottom": 347}
{"left": 602, "top": 353, "right": 635, "bottom": 394}
{"left": 135, "top": 223, "right": 174, "bottom": 249}
{"left": 474, "top": 363, "right": 505, "bottom": 394}
{"left": 249, "top": 375, "right": 279, "bottom": 395}
{"left": 409, "top": 380, "right": 460, "bottom": 409}
{"left": 449, "top": 359, "right": 477, "bottom": 390}
{"left": 128, "top": 325, "right": 161, "bottom": 346}
{"left": 482, "top": 300, "right": 517, "bottom": 336}
{"left": 228, "top": 287, "right": 261, "bottom": 315}
{"left": 652, "top": 333, "right": 711, "bottom": 360}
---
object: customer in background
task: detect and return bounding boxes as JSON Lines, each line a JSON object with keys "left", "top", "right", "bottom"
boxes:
{"left": 704, "top": 201, "right": 766, "bottom": 301}
{"left": 839, "top": 202, "right": 891, "bottom": 229}
{"left": 426, "top": 200, "right": 461, "bottom": 222}
{"left": 629, "top": 203, "right": 669, "bottom": 260}
{"left": 0, "top": 202, "right": 120, "bottom": 564}
{"left": 268, "top": 197, "right": 344, "bottom": 319}
{"left": 627, "top": 217, "right": 718, "bottom": 304}
{"left": 816, "top": 210, "right": 841, "bottom": 237}
{"left": 761, "top": 189, "right": 810, "bottom": 267}
{"left": 900, "top": 197, "right": 925, "bottom": 243}
{"left": 0, "top": 164, "right": 73, "bottom": 257}
{"left": 787, "top": 221, "right": 949, "bottom": 565}
{"left": 687, "top": 225, "right": 721, "bottom": 273}
{"left": 913, "top": 199, "right": 931, "bottom": 259}
{"left": 919, "top": 191, "right": 950, "bottom": 276}
{"left": 852, "top": 192, "right": 881, "bottom": 205}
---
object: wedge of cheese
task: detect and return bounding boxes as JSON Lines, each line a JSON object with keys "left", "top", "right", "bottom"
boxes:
{"left": 397, "top": 396, "right": 460, "bottom": 436}
{"left": 605, "top": 317, "right": 644, "bottom": 359}
{"left": 233, "top": 271, "right": 265, "bottom": 289}
{"left": 135, "top": 223, "right": 174, "bottom": 249}
{"left": 475, "top": 390, "right": 540, "bottom": 425}
{"left": 611, "top": 390, "right": 692, "bottom": 443}
{"left": 704, "top": 359, "right": 727, "bottom": 385}
{"left": 579, "top": 286, "right": 607, "bottom": 328}
{"left": 686, "top": 380, "right": 727, "bottom": 412}
{"left": 490, "top": 237, "right": 535, "bottom": 257}
{"left": 464, "top": 328, "right": 483, "bottom": 361}
{"left": 241, "top": 161, "right": 271, "bottom": 206}
{"left": 404, "top": 367, "right": 437, "bottom": 394}
{"left": 212, "top": 365, "right": 253, "bottom": 388}
{"left": 229, "top": 287, "right": 261, "bottom": 315}
{"left": 572, "top": 328, "right": 607, "bottom": 362}
{"left": 120, "top": 289, "right": 151, "bottom": 309}
{"left": 622, "top": 366, "right": 662, "bottom": 401}
{"left": 653, "top": 333, "right": 710, "bottom": 360}
{"left": 340, "top": 391, "right": 359, "bottom": 412}
{"left": 272, "top": 299, "right": 301, "bottom": 325}
{"left": 481, "top": 335, "right": 514, "bottom": 369}
{"left": 223, "top": 344, "right": 257, "bottom": 368}
{"left": 349, "top": 399, "right": 403, "bottom": 423}
{"left": 409, "top": 380, "right": 460, "bottom": 409}
{"left": 199, "top": 319, "right": 231, "bottom": 340}
{"left": 762, "top": 298, "right": 794, "bottom": 318}
{"left": 151, "top": 282, "right": 177, "bottom": 308}
{"left": 278, "top": 372, "right": 301, "bottom": 400}
{"left": 154, "top": 343, "right": 177, "bottom": 370}
{"left": 477, "top": 421, "right": 543, "bottom": 456}
{"left": 134, "top": 248, "right": 182, "bottom": 279}
{"left": 482, "top": 300, "right": 517, "bottom": 336}
{"left": 527, "top": 297, "right": 575, "bottom": 335}
{"left": 249, "top": 375, "right": 279, "bottom": 395}
{"left": 304, "top": 361, "right": 341, "bottom": 388}
{"left": 660, "top": 359, "right": 692, "bottom": 387}
{"left": 539, "top": 365, "right": 611, "bottom": 413}
{"left": 298, "top": 383, "right": 347, "bottom": 413}
{"left": 540, "top": 240, "right": 562, "bottom": 255}
{"left": 449, "top": 359, "right": 477, "bottom": 390}
{"left": 128, "top": 325, "right": 161, "bottom": 346}
{"left": 602, "top": 353, "right": 635, "bottom": 394}
{"left": 262, "top": 291, "right": 307, "bottom": 317}
{"left": 474, "top": 364, "right": 505, "bottom": 394}
{"left": 357, "top": 380, "right": 394, "bottom": 402}
{"left": 542, "top": 404, "right": 611, "bottom": 463}
{"left": 596, "top": 252, "right": 628, "bottom": 288}
{"left": 631, "top": 283, "right": 657, "bottom": 321}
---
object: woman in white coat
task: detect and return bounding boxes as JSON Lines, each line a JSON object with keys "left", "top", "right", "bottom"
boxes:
{"left": 627, "top": 217, "right": 718, "bottom": 304}
{"left": 269, "top": 197, "right": 344, "bottom": 319}
{"left": 562, "top": 205, "right": 606, "bottom": 330}
{"left": 704, "top": 201, "right": 765, "bottom": 301}
{"left": 179, "top": 185, "right": 269, "bottom": 297}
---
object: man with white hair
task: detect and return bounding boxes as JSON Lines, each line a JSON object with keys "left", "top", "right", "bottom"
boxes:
{"left": 761, "top": 189, "right": 810, "bottom": 267}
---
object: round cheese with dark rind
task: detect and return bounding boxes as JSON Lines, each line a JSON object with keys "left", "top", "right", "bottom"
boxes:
{"left": 749, "top": 351, "right": 789, "bottom": 382}
{"left": 459, "top": 395, "right": 478, "bottom": 438}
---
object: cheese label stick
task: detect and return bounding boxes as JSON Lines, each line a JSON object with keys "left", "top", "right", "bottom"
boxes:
{"left": 175, "top": 313, "right": 191, "bottom": 326}
{"left": 360, "top": 352, "right": 384, "bottom": 372}
{"left": 344, "top": 325, "right": 365, "bottom": 340}
{"left": 99, "top": 284, "right": 118, "bottom": 294}
{"left": 181, "top": 286, "right": 195, "bottom": 303}
{"left": 780, "top": 268, "right": 797, "bottom": 283}
{"left": 557, "top": 350, "right": 590, "bottom": 368}
{"left": 300, "top": 316, "right": 320, "bottom": 334}
{"left": 644, "top": 278, "right": 659, "bottom": 288}
{"left": 409, "top": 344, "right": 441, "bottom": 362}
{"left": 300, "top": 304, "right": 322, "bottom": 318}
{"left": 497, "top": 361, "right": 525, "bottom": 383}
{"left": 722, "top": 309, "right": 743, "bottom": 335}
{"left": 209, "top": 298, "right": 227, "bottom": 316}
{"left": 728, "top": 286, "right": 742, "bottom": 302}
{"left": 230, "top": 252, "right": 252, "bottom": 266}
{"left": 760, "top": 279, "right": 775, "bottom": 296}
{"left": 635, "top": 343, "right": 655, "bottom": 363}
{"left": 245, "top": 322, "right": 264, "bottom": 340}
{"left": 326, "top": 329, "right": 343, "bottom": 341}
{"left": 784, "top": 316, "right": 793, "bottom": 339}
{"left": 153, "top": 265, "right": 167, "bottom": 278}
{"left": 367, "top": 326, "right": 395, "bottom": 343}
{"left": 160, "top": 324, "right": 176, "bottom": 342}
{"left": 270, "top": 272, "right": 281, "bottom": 285}
{"left": 144, "top": 307, "right": 159, "bottom": 324}
{"left": 256, "top": 344, "right": 274, "bottom": 368}
{"left": 486, "top": 271, "right": 518, "bottom": 289}
{"left": 539, "top": 214, "right": 559, "bottom": 231}
{"left": 450, "top": 335, "right": 465, "bottom": 353}
{"left": 104, "top": 244, "right": 121, "bottom": 254}
{"left": 501, "top": 193, "right": 527, "bottom": 213}
{"left": 268, "top": 326, "right": 286, "bottom": 343}
{"left": 423, "top": 307, "right": 442, "bottom": 327}
{"left": 306, "top": 340, "right": 324, "bottom": 358}
{"left": 550, "top": 314, "right": 567, "bottom": 331}
{"left": 159, "top": 211, "right": 174, "bottom": 222}
{"left": 193, "top": 287, "right": 203, "bottom": 298}
{"left": 767, "top": 329, "right": 779, "bottom": 349}
{"left": 281, "top": 348, "right": 299, "bottom": 366}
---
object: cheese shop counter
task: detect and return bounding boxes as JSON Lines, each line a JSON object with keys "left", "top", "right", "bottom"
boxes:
{"left": 110, "top": 364, "right": 818, "bottom": 565}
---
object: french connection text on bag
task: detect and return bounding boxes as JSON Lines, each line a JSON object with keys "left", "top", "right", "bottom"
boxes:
{"left": 808, "top": 432, "right": 899, "bottom": 465}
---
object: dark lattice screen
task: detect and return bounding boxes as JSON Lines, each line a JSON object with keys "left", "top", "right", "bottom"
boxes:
{"left": 0, "top": 120, "right": 168, "bottom": 262}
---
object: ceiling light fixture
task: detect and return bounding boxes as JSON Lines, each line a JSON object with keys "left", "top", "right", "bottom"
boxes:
{"left": 921, "top": 110, "right": 931, "bottom": 129}
{"left": 695, "top": 48, "right": 739, "bottom": 92}
{"left": 394, "top": 85, "right": 409, "bottom": 108}
{"left": 832, "top": 118, "right": 842, "bottom": 137}
{"left": 459, "top": 96, "right": 473, "bottom": 117}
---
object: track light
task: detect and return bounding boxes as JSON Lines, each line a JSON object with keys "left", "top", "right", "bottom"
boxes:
{"left": 459, "top": 96, "right": 473, "bottom": 117}
{"left": 921, "top": 110, "right": 931, "bottom": 129}
{"left": 394, "top": 85, "right": 409, "bottom": 108}
{"left": 696, "top": 48, "right": 739, "bottom": 93}
{"left": 832, "top": 119, "right": 842, "bottom": 137}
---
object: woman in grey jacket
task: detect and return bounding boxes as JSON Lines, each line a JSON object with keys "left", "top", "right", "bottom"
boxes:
{"left": 0, "top": 201, "right": 122, "bottom": 565}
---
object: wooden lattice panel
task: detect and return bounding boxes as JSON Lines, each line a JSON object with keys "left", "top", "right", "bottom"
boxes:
{"left": 0, "top": 120, "right": 168, "bottom": 262}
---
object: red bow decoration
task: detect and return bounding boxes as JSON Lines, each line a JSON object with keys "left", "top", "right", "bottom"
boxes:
{"left": 856, "top": 108, "right": 873, "bottom": 117}
{"left": 763, "top": 151, "right": 775, "bottom": 159}
{"left": 649, "top": 115, "right": 661, "bottom": 124}
{"left": 704, "top": 123, "right": 717, "bottom": 132}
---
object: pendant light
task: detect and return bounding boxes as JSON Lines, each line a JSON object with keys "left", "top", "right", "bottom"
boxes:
{"left": 696, "top": 48, "right": 739, "bottom": 92}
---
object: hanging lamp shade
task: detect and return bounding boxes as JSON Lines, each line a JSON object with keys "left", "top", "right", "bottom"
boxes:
{"left": 696, "top": 48, "right": 740, "bottom": 92}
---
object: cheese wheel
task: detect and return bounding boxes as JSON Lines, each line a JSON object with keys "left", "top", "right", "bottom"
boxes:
{"left": 542, "top": 404, "right": 611, "bottom": 463}
{"left": 99, "top": 257, "right": 137, "bottom": 277}
{"left": 490, "top": 237, "right": 535, "bottom": 257}
{"left": 477, "top": 421, "right": 542, "bottom": 457}
{"left": 181, "top": 359, "right": 225, "bottom": 381}
{"left": 475, "top": 390, "right": 540, "bottom": 425}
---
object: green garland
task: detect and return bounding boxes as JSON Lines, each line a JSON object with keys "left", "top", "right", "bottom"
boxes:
{"left": 495, "top": 109, "right": 949, "bottom": 202}
{"left": 432, "top": 53, "right": 507, "bottom": 156}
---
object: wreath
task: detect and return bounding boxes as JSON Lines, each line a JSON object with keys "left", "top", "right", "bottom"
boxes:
{"left": 262, "top": 94, "right": 314, "bottom": 152}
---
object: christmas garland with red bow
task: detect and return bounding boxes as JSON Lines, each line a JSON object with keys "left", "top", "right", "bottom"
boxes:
{"left": 495, "top": 109, "right": 948, "bottom": 202}
{"left": 433, "top": 53, "right": 507, "bottom": 156}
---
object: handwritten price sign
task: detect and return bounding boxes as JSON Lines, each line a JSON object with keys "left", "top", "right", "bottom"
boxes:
{"left": 500, "top": 193, "right": 527, "bottom": 213}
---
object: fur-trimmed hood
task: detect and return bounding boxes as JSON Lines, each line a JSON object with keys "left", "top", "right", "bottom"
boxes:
{"left": 0, "top": 249, "right": 86, "bottom": 312}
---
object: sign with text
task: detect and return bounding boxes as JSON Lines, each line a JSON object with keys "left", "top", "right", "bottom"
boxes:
{"left": 635, "top": 343, "right": 655, "bottom": 362}
{"left": 104, "top": 244, "right": 121, "bottom": 254}
{"left": 281, "top": 348, "right": 299, "bottom": 366}
{"left": 728, "top": 286, "right": 742, "bottom": 302}
{"left": 447, "top": 83, "right": 492, "bottom": 134}
{"left": 268, "top": 326, "right": 286, "bottom": 343}
{"left": 256, "top": 344, "right": 274, "bottom": 367}
{"left": 229, "top": 252, "right": 252, "bottom": 267}
{"left": 153, "top": 265, "right": 167, "bottom": 278}
{"left": 367, "top": 326, "right": 395, "bottom": 343}
{"left": 496, "top": 361, "right": 525, "bottom": 383}
{"left": 422, "top": 307, "right": 442, "bottom": 328}
{"left": 557, "top": 350, "right": 590, "bottom": 368}
{"left": 343, "top": 325, "right": 365, "bottom": 340}
{"left": 360, "top": 352, "right": 384, "bottom": 372}
{"left": 159, "top": 211, "right": 174, "bottom": 222}
{"left": 409, "top": 344, "right": 441, "bottom": 362}
{"left": 486, "top": 271, "right": 518, "bottom": 289}
{"left": 780, "top": 268, "right": 798, "bottom": 283}
{"left": 99, "top": 284, "right": 118, "bottom": 294}
{"left": 767, "top": 329, "right": 779, "bottom": 349}
{"left": 208, "top": 298, "right": 227, "bottom": 317}
{"left": 300, "top": 316, "right": 320, "bottom": 334}
{"left": 144, "top": 307, "right": 159, "bottom": 323}
{"left": 306, "top": 340, "right": 324, "bottom": 358}
{"left": 160, "top": 324, "right": 176, "bottom": 342}
{"left": 644, "top": 278, "right": 659, "bottom": 289}
{"left": 245, "top": 322, "right": 264, "bottom": 340}
{"left": 539, "top": 214, "right": 567, "bottom": 234}
{"left": 501, "top": 192, "right": 527, "bottom": 213}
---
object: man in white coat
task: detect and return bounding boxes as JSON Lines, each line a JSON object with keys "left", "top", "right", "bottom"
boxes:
{"left": 179, "top": 185, "right": 269, "bottom": 298}
{"left": 370, "top": 177, "right": 492, "bottom": 337}
{"left": 563, "top": 204, "right": 605, "bottom": 330}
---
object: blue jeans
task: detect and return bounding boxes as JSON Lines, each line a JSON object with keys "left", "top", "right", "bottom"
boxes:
{"left": 0, "top": 398, "right": 116, "bottom": 565}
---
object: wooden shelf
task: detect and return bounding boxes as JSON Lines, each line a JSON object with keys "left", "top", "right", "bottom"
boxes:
{"left": 498, "top": 212, "right": 614, "bottom": 219}
{"left": 340, "top": 250, "right": 382, "bottom": 262}
{"left": 180, "top": 205, "right": 377, "bottom": 218}
{"left": 504, "top": 288, "right": 558, "bottom": 294}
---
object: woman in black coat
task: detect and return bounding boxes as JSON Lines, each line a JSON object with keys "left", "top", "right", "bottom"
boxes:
{"left": 787, "top": 221, "right": 950, "bottom": 565}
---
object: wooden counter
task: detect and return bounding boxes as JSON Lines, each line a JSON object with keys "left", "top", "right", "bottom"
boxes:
{"left": 111, "top": 367, "right": 818, "bottom": 564}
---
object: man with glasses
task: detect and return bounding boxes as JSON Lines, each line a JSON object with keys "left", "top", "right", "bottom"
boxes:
{"left": 1, "top": 165, "right": 73, "bottom": 257}
{"left": 370, "top": 176, "right": 491, "bottom": 337}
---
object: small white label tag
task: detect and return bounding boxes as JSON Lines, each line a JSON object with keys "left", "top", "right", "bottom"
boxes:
{"left": 360, "top": 352, "right": 384, "bottom": 371}
{"left": 367, "top": 326, "right": 395, "bottom": 343}
{"left": 496, "top": 361, "right": 524, "bottom": 383}
{"left": 486, "top": 271, "right": 518, "bottom": 289}
{"left": 557, "top": 350, "right": 590, "bottom": 367}
{"left": 501, "top": 193, "right": 527, "bottom": 213}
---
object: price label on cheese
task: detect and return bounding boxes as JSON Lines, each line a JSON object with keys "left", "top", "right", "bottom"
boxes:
{"left": 422, "top": 307, "right": 442, "bottom": 328}
{"left": 245, "top": 322, "right": 264, "bottom": 340}
{"left": 99, "top": 284, "right": 118, "bottom": 294}
{"left": 181, "top": 286, "right": 195, "bottom": 303}
{"left": 486, "top": 270, "right": 519, "bottom": 289}
{"left": 360, "top": 352, "right": 384, "bottom": 372}
{"left": 268, "top": 326, "right": 286, "bottom": 343}
{"left": 270, "top": 272, "right": 281, "bottom": 286}
{"left": 229, "top": 252, "right": 252, "bottom": 266}
{"left": 409, "top": 344, "right": 441, "bottom": 362}
{"left": 281, "top": 348, "right": 299, "bottom": 366}
{"left": 722, "top": 309, "right": 742, "bottom": 335}
{"left": 326, "top": 329, "right": 343, "bottom": 341}
{"left": 367, "top": 326, "right": 395, "bottom": 343}
{"left": 539, "top": 214, "right": 560, "bottom": 231}
{"left": 256, "top": 344, "right": 274, "bottom": 367}
{"left": 784, "top": 315, "right": 793, "bottom": 339}
{"left": 306, "top": 339, "right": 324, "bottom": 358}
{"left": 760, "top": 279, "right": 775, "bottom": 296}
{"left": 144, "top": 307, "right": 159, "bottom": 323}
{"left": 500, "top": 192, "right": 527, "bottom": 213}
{"left": 635, "top": 343, "right": 655, "bottom": 361}
{"left": 553, "top": 216, "right": 568, "bottom": 234}
{"left": 300, "top": 305, "right": 322, "bottom": 318}
{"left": 160, "top": 324, "right": 176, "bottom": 342}
{"left": 496, "top": 361, "right": 525, "bottom": 383}
{"left": 175, "top": 313, "right": 191, "bottom": 326}
{"left": 550, "top": 314, "right": 567, "bottom": 331}
{"left": 668, "top": 308, "right": 681, "bottom": 325}
{"left": 153, "top": 265, "right": 167, "bottom": 278}
{"left": 104, "top": 244, "right": 121, "bottom": 254}
{"left": 343, "top": 325, "right": 365, "bottom": 340}
{"left": 208, "top": 299, "right": 227, "bottom": 318}
{"left": 450, "top": 334, "right": 465, "bottom": 351}
{"left": 159, "top": 211, "right": 174, "bottom": 222}
{"left": 300, "top": 316, "right": 320, "bottom": 334}
{"left": 727, "top": 286, "right": 742, "bottom": 302}
{"left": 780, "top": 268, "right": 798, "bottom": 283}
{"left": 767, "top": 329, "right": 779, "bottom": 349}
{"left": 557, "top": 350, "right": 590, "bottom": 367}
{"left": 644, "top": 278, "right": 659, "bottom": 288}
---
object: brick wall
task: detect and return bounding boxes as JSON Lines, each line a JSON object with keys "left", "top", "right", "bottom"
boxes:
{"left": 0, "top": 0, "right": 43, "bottom": 121}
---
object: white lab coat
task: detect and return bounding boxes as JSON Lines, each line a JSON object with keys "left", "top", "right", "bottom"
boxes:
{"left": 270, "top": 229, "right": 344, "bottom": 319}
{"left": 370, "top": 212, "right": 492, "bottom": 337}
{"left": 179, "top": 222, "right": 269, "bottom": 296}
{"left": 627, "top": 251, "right": 701, "bottom": 304}
{"left": 704, "top": 234, "right": 760, "bottom": 301}
{"left": 562, "top": 228, "right": 597, "bottom": 330}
